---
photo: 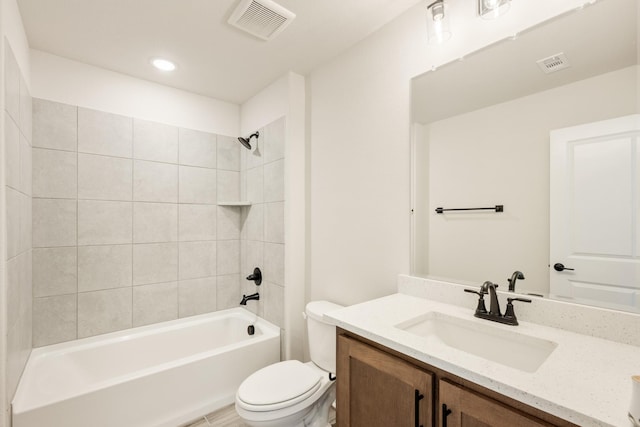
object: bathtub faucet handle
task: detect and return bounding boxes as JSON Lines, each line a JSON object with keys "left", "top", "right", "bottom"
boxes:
{"left": 246, "top": 267, "right": 262, "bottom": 286}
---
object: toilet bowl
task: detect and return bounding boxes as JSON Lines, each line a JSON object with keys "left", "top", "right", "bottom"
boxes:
{"left": 235, "top": 301, "right": 344, "bottom": 427}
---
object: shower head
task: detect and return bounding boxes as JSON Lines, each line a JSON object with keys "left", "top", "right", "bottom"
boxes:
{"left": 237, "top": 131, "right": 259, "bottom": 150}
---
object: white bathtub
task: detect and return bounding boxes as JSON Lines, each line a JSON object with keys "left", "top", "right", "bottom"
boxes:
{"left": 12, "top": 308, "right": 280, "bottom": 427}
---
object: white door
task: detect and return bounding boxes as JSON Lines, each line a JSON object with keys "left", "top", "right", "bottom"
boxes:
{"left": 550, "top": 115, "right": 640, "bottom": 311}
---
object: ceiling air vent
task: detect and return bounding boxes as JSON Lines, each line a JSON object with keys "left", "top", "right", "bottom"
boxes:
{"left": 536, "top": 53, "right": 571, "bottom": 74}
{"left": 228, "top": 0, "right": 296, "bottom": 41}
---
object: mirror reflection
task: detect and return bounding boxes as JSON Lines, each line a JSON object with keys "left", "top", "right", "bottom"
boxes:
{"left": 410, "top": 0, "right": 640, "bottom": 313}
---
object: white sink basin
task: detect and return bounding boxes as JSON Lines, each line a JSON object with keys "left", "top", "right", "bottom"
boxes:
{"left": 394, "top": 312, "right": 557, "bottom": 373}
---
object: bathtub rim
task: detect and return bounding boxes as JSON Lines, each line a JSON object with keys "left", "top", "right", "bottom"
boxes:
{"left": 13, "top": 307, "right": 280, "bottom": 414}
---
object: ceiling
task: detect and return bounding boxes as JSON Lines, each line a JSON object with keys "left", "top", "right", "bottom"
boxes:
{"left": 17, "top": 0, "right": 421, "bottom": 104}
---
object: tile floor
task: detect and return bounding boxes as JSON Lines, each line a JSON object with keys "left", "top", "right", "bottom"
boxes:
{"left": 182, "top": 404, "right": 337, "bottom": 426}
{"left": 182, "top": 404, "right": 247, "bottom": 426}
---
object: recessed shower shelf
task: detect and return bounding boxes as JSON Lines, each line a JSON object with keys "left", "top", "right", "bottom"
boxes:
{"left": 218, "top": 201, "right": 252, "bottom": 207}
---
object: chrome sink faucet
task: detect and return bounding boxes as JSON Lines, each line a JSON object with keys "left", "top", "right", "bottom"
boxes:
{"left": 465, "top": 281, "right": 531, "bottom": 326}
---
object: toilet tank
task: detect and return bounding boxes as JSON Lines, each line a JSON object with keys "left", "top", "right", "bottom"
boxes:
{"left": 305, "top": 301, "right": 344, "bottom": 373}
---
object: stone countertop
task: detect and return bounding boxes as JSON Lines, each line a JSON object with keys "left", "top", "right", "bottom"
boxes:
{"left": 326, "top": 293, "right": 640, "bottom": 427}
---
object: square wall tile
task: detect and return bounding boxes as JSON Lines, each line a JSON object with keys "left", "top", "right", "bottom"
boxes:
{"left": 6, "top": 257, "right": 22, "bottom": 327}
{"left": 178, "top": 277, "right": 216, "bottom": 317}
{"left": 242, "top": 240, "right": 264, "bottom": 279}
{"left": 78, "top": 288, "right": 132, "bottom": 338}
{"left": 19, "top": 194, "right": 32, "bottom": 254}
{"left": 19, "top": 135, "right": 32, "bottom": 196}
{"left": 264, "top": 117, "right": 285, "bottom": 163}
{"left": 242, "top": 203, "right": 264, "bottom": 241}
{"left": 19, "top": 74, "right": 32, "bottom": 143}
{"left": 78, "top": 200, "right": 132, "bottom": 245}
{"left": 78, "top": 154, "right": 132, "bottom": 201}
{"left": 6, "top": 188, "right": 20, "bottom": 258}
{"left": 8, "top": 192, "right": 31, "bottom": 257}
{"left": 78, "top": 245, "right": 132, "bottom": 292}
{"left": 179, "top": 166, "right": 216, "bottom": 204}
{"left": 133, "top": 242, "right": 178, "bottom": 285}
{"left": 32, "top": 98, "right": 78, "bottom": 151}
{"left": 217, "top": 274, "right": 240, "bottom": 310}
{"left": 179, "top": 204, "right": 216, "bottom": 242}
{"left": 21, "top": 250, "right": 33, "bottom": 312}
{"left": 33, "top": 148, "right": 77, "bottom": 199}
{"left": 33, "top": 247, "right": 77, "bottom": 297}
{"left": 133, "top": 119, "right": 178, "bottom": 163}
{"left": 263, "top": 282, "right": 284, "bottom": 328}
{"left": 244, "top": 132, "right": 264, "bottom": 170}
{"left": 263, "top": 243, "right": 284, "bottom": 286}
{"left": 246, "top": 166, "right": 263, "bottom": 203}
{"left": 33, "top": 295, "right": 77, "bottom": 347}
{"left": 133, "top": 202, "right": 178, "bottom": 243}
{"left": 179, "top": 128, "right": 216, "bottom": 168}
{"left": 134, "top": 160, "right": 178, "bottom": 203}
{"left": 217, "top": 240, "right": 240, "bottom": 275}
{"left": 7, "top": 310, "right": 31, "bottom": 399}
{"left": 33, "top": 198, "right": 77, "bottom": 248}
{"left": 217, "top": 170, "right": 239, "bottom": 202}
{"left": 217, "top": 135, "right": 240, "bottom": 171}
{"left": 5, "top": 113, "right": 20, "bottom": 190}
{"left": 264, "top": 159, "right": 284, "bottom": 202}
{"left": 179, "top": 241, "right": 216, "bottom": 280}
{"left": 264, "top": 202, "right": 284, "bottom": 243}
{"left": 217, "top": 206, "right": 241, "bottom": 240}
{"left": 4, "top": 43, "right": 20, "bottom": 122}
{"left": 133, "top": 282, "right": 178, "bottom": 327}
{"left": 78, "top": 107, "right": 132, "bottom": 157}
{"left": 33, "top": 99, "right": 77, "bottom": 151}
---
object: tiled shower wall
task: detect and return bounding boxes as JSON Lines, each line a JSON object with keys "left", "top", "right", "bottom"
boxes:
{"left": 4, "top": 41, "right": 33, "bottom": 402}
{"left": 240, "top": 117, "right": 285, "bottom": 329}
{"left": 31, "top": 99, "right": 244, "bottom": 347}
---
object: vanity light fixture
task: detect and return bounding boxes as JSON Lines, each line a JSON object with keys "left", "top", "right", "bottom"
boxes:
{"left": 478, "top": 0, "right": 511, "bottom": 19}
{"left": 151, "top": 58, "right": 176, "bottom": 72}
{"left": 426, "top": 0, "right": 452, "bottom": 44}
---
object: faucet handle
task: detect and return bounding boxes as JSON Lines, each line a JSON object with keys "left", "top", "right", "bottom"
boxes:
{"left": 503, "top": 297, "right": 531, "bottom": 325}
{"left": 464, "top": 289, "right": 488, "bottom": 314}
{"left": 508, "top": 297, "right": 532, "bottom": 304}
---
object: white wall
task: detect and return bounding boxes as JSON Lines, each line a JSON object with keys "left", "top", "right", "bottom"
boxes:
{"left": 308, "top": 0, "right": 587, "bottom": 305}
{"left": 240, "top": 72, "right": 307, "bottom": 361}
{"left": 30, "top": 50, "right": 239, "bottom": 136}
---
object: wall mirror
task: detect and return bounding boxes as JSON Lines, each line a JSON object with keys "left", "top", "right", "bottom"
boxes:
{"left": 410, "top": 0, "right": 640, "bottom": 313}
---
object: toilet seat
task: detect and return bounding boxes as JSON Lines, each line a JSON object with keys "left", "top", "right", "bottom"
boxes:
{"left": 236, "top": 360, "right": 324, "bottom": 412}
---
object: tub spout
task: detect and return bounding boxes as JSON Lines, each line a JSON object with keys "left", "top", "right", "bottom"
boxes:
{"left": 240, "top": 292, "right": 260, "bottom": 305}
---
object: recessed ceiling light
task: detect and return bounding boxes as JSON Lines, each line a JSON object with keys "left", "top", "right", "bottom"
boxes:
{"left": 151, "top": 58, "right": 176, "bottom": 71}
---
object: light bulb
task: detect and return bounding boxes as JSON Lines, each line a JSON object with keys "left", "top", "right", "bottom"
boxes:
{"left": 151, "top": 58, "right": 176, "bottom": 71}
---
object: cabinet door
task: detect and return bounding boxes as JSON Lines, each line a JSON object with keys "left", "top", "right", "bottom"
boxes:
{"left": 438, "top": 380, "right": 553, "bottom": 427}
{"left": 337, "top": 335, "right": 434, "bottom": 427}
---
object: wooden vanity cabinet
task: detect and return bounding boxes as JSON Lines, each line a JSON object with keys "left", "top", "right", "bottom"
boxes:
{"left": 337, "top": 334, "right": 434, "bottom": 427}
{"left": 336, "top": 330, "right": 576, "bottom": 427}
{"left": 438, "top": 380, "right": 554, "bottom": 427}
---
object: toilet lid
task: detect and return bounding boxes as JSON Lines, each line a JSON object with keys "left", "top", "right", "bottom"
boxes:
{"left": 237, "top": 360, "right": 323, "bottom": 410}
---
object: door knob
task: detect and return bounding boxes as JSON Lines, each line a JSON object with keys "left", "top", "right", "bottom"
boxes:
{"left": 553, "top": 263, "right": 575, "bottom": 272}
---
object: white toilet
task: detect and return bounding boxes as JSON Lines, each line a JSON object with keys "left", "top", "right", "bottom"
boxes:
{"left": 235, "top": 301, "right": 344, "bottom": 427}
